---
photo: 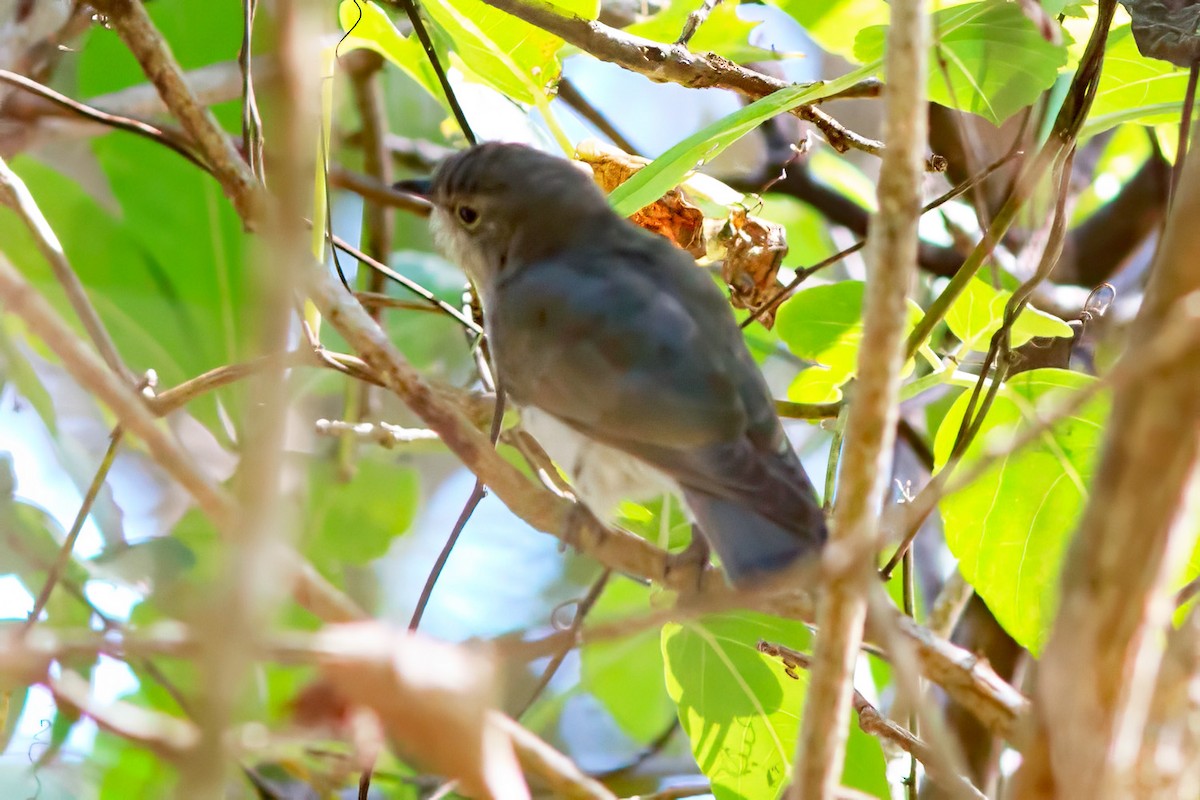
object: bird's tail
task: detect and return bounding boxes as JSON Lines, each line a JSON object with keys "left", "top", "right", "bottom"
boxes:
{"left": 683, "top": 490, "right": 826, "bottom": 586}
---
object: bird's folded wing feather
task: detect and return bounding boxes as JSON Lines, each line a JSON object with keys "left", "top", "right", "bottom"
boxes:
{"left": 488, "top": 232, "right": 820, "bottom": 523}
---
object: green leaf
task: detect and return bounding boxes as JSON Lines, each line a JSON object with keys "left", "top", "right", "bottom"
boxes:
{"left": 0, "top": 321, "right": 56, "bottom": 432}
{"left": 944, "top": 278, "right": 1074, "bottom": 353}
{"left": 933, "top": 369, "right": 1107, "bottom": 653}
{"left": 662, "top": 612, "right": 887, "bottom": 799}
{"left": 338, "top": 0, "right": 444, "bottom": 100}
{"left": 615, "top": 495, "right": 693, "bottom": 551}
{"left": 581, "top": 577, "right": 676, "bottom": 742}
{"left": 0, "top": 141, "right": 251, "bottom": 437}
{"left": 608, "top": 63, "right": 879, "bottom": 216}
{"left": 855, "top": 0, "right": 1068, "bottom": 125}
{"left": 1082, "top": 24, "right": 1195, "bottom": 138}
{"left": 775, "top": 281, "right": 923, "bottom": 403}
{"left": 304, "top": 456, "right": 421, "bottom": 569}
{"left": 420, "top": 0, "right": 598, "bottom": 105}
{"left": 768, "top": 0, "right": 889, "bottom": 61}
{"left": 625, "top": 1, "right": 785, "bottom": 63}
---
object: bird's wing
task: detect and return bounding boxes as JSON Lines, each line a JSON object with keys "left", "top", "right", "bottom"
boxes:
{"left": 488, "top": 228, "right": 820, "bottom": 524}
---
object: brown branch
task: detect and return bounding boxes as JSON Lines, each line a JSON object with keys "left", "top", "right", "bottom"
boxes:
{"left": 474, "top": 0, "right": 902, "bottom": 160}
{"left": 88, "top": 0, "right": 264, "bottom": 224}
{"left": 0, "top": 153, "right": 135, "bottom": 382}
{"left": 0, "top": 253, "right": 364, "bottom": 624}
{"left": 792, "top": 0, "right": 928, "bottom": 792}
{"left": 49, "top": 669, "right": 198, "bottom": 760}
{"left": 762, "top": 641, "right": 985, "bottom": 799}
{"left": 1017, "top": 60, "right": 1200, "bottom": 799}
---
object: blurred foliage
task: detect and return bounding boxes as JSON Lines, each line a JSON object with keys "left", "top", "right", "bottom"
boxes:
{"left": 0, "top": 0, "right": 1197, "bottom": 797}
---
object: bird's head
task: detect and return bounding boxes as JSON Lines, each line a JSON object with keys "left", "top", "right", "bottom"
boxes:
{"left": 400, "top": 143, "right": 613, "bottom": 291}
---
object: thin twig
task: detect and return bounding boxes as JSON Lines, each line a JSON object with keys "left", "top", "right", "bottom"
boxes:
{"left": 89, "top": 0, "right": 265, "bottom": 224}
{"left": 0, "top": 69, "right": 206, "bottom": 169}
{"left": 556, "top": 78, "right": 641, "bottom": 156}
{"left": 23, "top": 427, "right": 124, "bottom": 632}
{"left": 328, "top": 231, "right": 480, "bottom": 333}
{"left": 389, "top": 0, "right": 477, "bottom": 145}
{"left": 409, "top": 390, "right": 506, "bottom": 630}
{"left": 0, "top": 154, "right": 134, "bottom": 383}
{"left": 742, "top": 148, "right": 1022, "bottom": 329}
{"left": 676, "top": 0, "right": 723, "bottom": 46}
{"left": 792, "top": 0, "right": 928, "bottom": 791}
{"left": 516, "top": 570, "right": 612, "bottom": 717}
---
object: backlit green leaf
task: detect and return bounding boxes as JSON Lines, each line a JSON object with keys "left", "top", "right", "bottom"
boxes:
{"left": 1083, "top": 24, "right": 1195, "bottom": 138}
{"left": 945, "top": 278, "right": 1074, "bottom": 353}
{"left": 855, "top": 0, "right": 1068, "bottom": 125}
{"left": 934, "top": 369, "right": 1106, "bottom": 653}
{"left": 608, "top": 63, "right": 879, "bottom": 216}
{"left": 775, "top": 281, "right": 923, "bottom": 403}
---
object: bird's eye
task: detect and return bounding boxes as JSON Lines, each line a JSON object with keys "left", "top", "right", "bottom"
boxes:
{"left": 457, "top": 205, "right": 480, "bottom": 227}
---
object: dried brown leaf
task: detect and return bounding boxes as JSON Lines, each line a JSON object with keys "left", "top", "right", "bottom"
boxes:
{"left": 311, "top": 622, "right": 528, "bottom": 800}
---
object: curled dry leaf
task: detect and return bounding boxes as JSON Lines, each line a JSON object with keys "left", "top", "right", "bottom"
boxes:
{"left": 307, "top": 622, "right": 529, "bottom": 800}
{"left": 711, "top": 207, "right": 789, "bottom": 327}
{"left": 576, "top": 139, "right": 790, "bottom": 327}
{"left": 577, "top": 140, "right": 706, "bottom": 256}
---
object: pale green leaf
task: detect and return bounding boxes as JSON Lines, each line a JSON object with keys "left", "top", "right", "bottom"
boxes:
{"left": 338, "top": 0, "right": 443, "bottom": 100}
{"left": 608, "top": 63, "right": 879, "bottom": 216}
{"left": 768, "top": 0, "right": 889, "bottom": 60}
{"left": 775, "top": 281, "right": 923, "bottom": 403}
{"left": 625, "top": 1, "right": 786, "bottom": 63}
{"left": 1082, "top": 24, "right": 1194, "bottom": 138}
{"left": 420, "top": 0, "right": 599, "bottom": 105}
{"left": 933, "top": 369, "right": 1107, "bottom": 653}
{"left": 662, "top": 612, "right": 887, "bottom": 799}
{"left": 945, "top": 278, "right": 1074, "bottom": 353}
{"left": 855, "top": 0, "right": 1068, "bottom": 125}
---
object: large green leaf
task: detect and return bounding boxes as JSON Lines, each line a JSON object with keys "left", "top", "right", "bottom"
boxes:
{"left": 1083, "top": 24, "right": 1195, "bottom": 138}
{"left": 662, "top": 612, "right": 888, "bottom": 799}
{"left": 769, "top": 0, "right": 889, "bottom": 60}
{"left": 855, "top": 0, "right": 1068, "bottom": 125}
{"left": 420, "top": 0, "right": 599, "bottom": 105}
{"left": 933, "top": 369, "right": 1107, "bottom": 653}
{"left": 608, "top": 63, "right": 879, "bottom": 216}
{"left": 775, "top": 281, "right": 923, "bottom": 403}
{"left": 0, "top": 138, "right": 252, "bottom": 434}
{"left": 580, "top": 577, "right": 676, "bottom": 742}
{"left": 338, "top": 0, "right": 443, "bottom": 100}
{"left": 945, "top": 278, "right": 1074, "bottom": 353}
{"left": 304, "top": 456, "right": 421, "bottom": 569}
{"left": 625, "top": 0, "right": 785, "bottom": 63}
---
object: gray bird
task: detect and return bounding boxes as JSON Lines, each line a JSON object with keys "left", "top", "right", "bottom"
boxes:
{"left": 405, "top": 142, "right": 826, "bottom": 586}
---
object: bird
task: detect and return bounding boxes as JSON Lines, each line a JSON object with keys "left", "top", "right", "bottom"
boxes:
{"left": 401, "top": 142, "right": 827, "bottom": 586}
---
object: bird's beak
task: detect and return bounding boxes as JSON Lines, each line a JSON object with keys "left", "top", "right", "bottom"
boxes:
{"left": 394, "top": 178, "right": 432, "bottom": 199}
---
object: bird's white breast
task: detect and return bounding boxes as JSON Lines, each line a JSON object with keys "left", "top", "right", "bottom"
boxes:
{"left": 521, "top": 406, "right": 682, "bottom": 521}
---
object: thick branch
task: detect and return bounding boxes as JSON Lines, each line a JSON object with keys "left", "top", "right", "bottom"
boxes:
{"left": 88, "top": 0, "right": 264, "bottom": 224}
{"left": 472, "top": 0, "right": 888, "bottom": 157}
{"left": 792, "top": 0, "right": 928, "bottom": 794}
{"left": 1019, "top": 123, "right": 1200, "bottom": 799}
